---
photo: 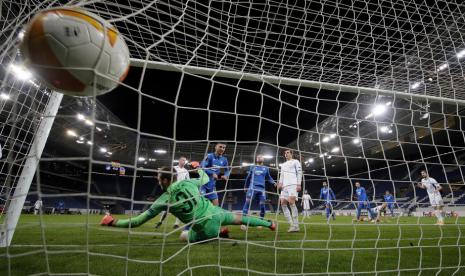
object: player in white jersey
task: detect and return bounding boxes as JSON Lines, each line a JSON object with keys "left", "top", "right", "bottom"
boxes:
{"left": 277, "top": 149, "right": 302, "bottom": 232}
{"left": 156, "top": 156, "right": 190, "bottom": 229}
{"left": 34, "top": 199, "right": 43, "bottom": 215}
{"left": 416, "top": 170, "right": 445, "bottom": 225}
{"left": 301, "top": 190, "right": 313, "bottom": 217}
{"left": 370, "top": 203, "right": 387, "bottom": 222}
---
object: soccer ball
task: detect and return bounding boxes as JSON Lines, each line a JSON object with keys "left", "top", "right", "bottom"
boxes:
{"left": 20, "top": 7, "right": 130, "bottom": 96}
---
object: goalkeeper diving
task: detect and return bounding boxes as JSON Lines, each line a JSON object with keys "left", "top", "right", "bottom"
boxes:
{"left": 100, "top": 162, "right": 276, "bottom": 242}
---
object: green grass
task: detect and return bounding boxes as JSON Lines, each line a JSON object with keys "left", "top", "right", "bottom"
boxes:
{"left": 2, "top": 214, "right": 465, "bottom": 275}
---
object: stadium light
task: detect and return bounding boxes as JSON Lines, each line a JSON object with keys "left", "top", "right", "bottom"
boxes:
{"left": 84, "top": 119, "right": 94, "bottom": 126}
{"left": 99, "top": 147, "right": 107, "bottom": 153}
{"left": 457, "top": 49, "right": 465, "bottom": 59}
{"left": 331, "top": 147, "right": 340, "bottom": 153}
{"left": 330, "top": 134, "right": 337, "bottom": 139}
{"left": 315, "top": 142, "right": 320, "bottom": 146}
{"left": 322, "top": 137, "right": 330, "bottom": 143}
{"left": 138, "top": 157, "right": 146, "bottom": 162}
{"left": 79, "top": 136, "right": 84, "bottom": 141}
{"left": 385, "top": 101, "right": 392, "bottom": 106}
{"left": 77, "top": 113, "right": 85, "bottom": 120}
{"left": 107, "top": 152, "right": 112, "bottom": 156}
{"left": 353, "top": 138, "right": 360, "bottom": 144}
{"left": 154, "top": 149, "right": 167, "bottom": 154}
{"left": 379, "top": 126, "right": 389, "bottom": 133}
{"left": 421, "top": 113, "right": 429, "bottom": 119}
{"left": 262, "top": 155, "right": 273, "bottom": 159}
{"left": 87, "top": 141, "right": 93, "bottom": 145}
{"left": 0, "top": 93, "right": 10, "bottom": 100}
{"left": 66, "top": 130, "right": 78, "bottom": 137}
{"left": 96, "top": 127, "right": 102, "bottom": 132}
{"left": 242, "top": 162, "right": 250, "bottom": 166}
{"left": 372, "top": 104, "right": 387, "bottom": 116}
{"left": 327, "top": 155, "right": 332, "bottom": 159}
{"left": 319, "top": 154, "right": 324, "bottom": 158}
{"left": 411, "top": 82, "right": 421, "bottom": 89}
{"left": 9, "top": 64, "right": 32, "bottom": 80}
{"left": 437, "top": 63, "right": 449, "bottom": 71}
{"left": 308, "top": 158, "right": 314, "bottom": 163}
{"left": 18, "top": 30, "right": 25, "bottom": 40}
{"left": 76, "top": 140, "right": 84, "bottom": 144}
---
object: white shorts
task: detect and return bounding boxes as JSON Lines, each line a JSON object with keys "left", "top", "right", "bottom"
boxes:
{"left": 429, "top": 193, "right": 444, "bottom": 207}
{"left": 280, "top": 186, "right": 298, "bottom": 200}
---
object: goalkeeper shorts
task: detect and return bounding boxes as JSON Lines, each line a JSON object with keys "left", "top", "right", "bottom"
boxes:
{"left": 188, "top": 206, "right": 235, "bottom": 242}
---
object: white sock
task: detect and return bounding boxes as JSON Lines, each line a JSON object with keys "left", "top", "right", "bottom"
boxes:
{"left": 290, "top": 204, "right": 299, "bottom": 226}
{"left": 282, "top": 205, "right": 292, "bottom": 224}
{"left": 436, "top": 210, "right": 444, "bottom": 222}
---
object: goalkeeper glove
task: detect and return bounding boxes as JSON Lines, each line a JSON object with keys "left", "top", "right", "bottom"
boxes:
{"left": 100, "top": 214, "right": 115, "bottom": 226}
{"left": 190, "top": 161, "right": 200, "bottom": 169}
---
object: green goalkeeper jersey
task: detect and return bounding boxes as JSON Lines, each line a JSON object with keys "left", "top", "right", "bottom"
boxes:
{"left": 114, "top": 170, "right": 212, "bottom": 228}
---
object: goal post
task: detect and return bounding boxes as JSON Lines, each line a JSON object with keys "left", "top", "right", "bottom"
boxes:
{"left": 0, "top": 91, "right": 62, "bottom": 247}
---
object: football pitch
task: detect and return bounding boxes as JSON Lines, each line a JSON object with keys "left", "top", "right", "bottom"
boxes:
{"left": 2, "top": 214, "right": 465, "bottom": 275}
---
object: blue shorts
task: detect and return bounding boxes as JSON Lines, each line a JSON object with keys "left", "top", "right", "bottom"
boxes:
{"left": 200, "top": 184, "right": 218, "bottom": 200}
{"left": 387, "top": 203, "right": 394, "bottom": 209}
{"left": 358, "top": 202, "right": 369, "bottom": 209}
{"left": 246, "top": 189, "right": 266, "bottom": 203}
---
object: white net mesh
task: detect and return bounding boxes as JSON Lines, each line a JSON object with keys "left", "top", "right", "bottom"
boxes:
{"left": 1, "top": 0, "right": 465, "bottom": 275}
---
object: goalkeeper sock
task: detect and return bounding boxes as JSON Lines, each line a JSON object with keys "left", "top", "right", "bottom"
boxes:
{"left": 242, "top": 200, "right": 251, "bottom": 217}
{"left": 290, "top": 204, "right": 299, "bottom": 226}
{"left": 282, "top": 204, "right": 292, "bottom": 224}
{"left": 326, "top": 207, "right": 331, "bottom": 219}
{"left": 241, "top": 215, "right": 271, "bottom": 228}
{"left": 259, "top": 203, "right": 266, "bottom": 218}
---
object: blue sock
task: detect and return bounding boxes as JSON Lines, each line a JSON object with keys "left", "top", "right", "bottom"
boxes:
{"left": 326, "top": 207, "right": 330, "bottom": 219}
{"left": 259, "top": 203, "right": 266, "bottom": 218}
{"left": 242, "top": 199, "right": 251, "bottom": 216}
{"left": 356, "top": 207, "right": 361, "bottom": 220}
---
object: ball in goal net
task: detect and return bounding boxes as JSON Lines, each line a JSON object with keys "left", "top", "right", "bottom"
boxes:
{"left": 1, "top": 0, "right": 465, "bottom": 275}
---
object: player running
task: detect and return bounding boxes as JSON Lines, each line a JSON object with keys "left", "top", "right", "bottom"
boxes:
{"left": 241, "top": 154, "right": 276, "bottom": 230}
{"left": 355, "top": 181, "right": 375, "bottom": 222}
{"left": 277, "top": 149, "right": 302, "bottom": 232}
{"left": 416, "top": 170, "right": 445, "bottom": 225}
{"left": 101, "top": 164, "right": 276, "bottom": 242}
{"left": 320, "top": 181, "right": 336, "bottom": 221}
{"left": 383, "top": 190, "right": 395, "bottom": 217}
{"left": 155, "top": 156, "right": 190, "bottom": 229}
{"left": 301, "top": 190, "right": 313, "bottom": 217}
{"left": 201, "top": 143, "right": 230, "bottom": 206}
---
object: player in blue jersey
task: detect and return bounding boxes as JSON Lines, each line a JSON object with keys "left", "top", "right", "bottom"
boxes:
{"left": 241, "top": 155, "right": 276, "bottom": 230}
{"left": 384, "top": 190, "right": 395, "bottom": 217}
{"left": 355, "top": 181, "right": 375, "bottom": 222}
{"left": 201, "top": 143, "right": 230, "bottom": 206}
{"left": 320, "top": 181, "right": 336, "bottom": 220}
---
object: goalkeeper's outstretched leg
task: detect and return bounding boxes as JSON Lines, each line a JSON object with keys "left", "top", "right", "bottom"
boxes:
{"left": 179, "top": 207, "right": 276, "bottom": 243}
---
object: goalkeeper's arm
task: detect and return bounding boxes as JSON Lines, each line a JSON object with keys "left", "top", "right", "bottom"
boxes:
{"left": 101, "top": 193, "right": 169, "bottom": 228}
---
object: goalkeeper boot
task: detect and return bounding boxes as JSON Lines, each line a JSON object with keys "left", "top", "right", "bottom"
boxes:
{"left": 219, "top": 227, "right": 230, "bottom": 238}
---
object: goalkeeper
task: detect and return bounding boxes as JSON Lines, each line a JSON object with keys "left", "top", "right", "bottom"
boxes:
{"left": 101, "top": 163, "right": 276, "bottom": 242}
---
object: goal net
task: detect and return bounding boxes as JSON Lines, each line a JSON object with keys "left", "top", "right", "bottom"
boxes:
{"left": 1, "top": 0, "right": 465, "bottom": 275}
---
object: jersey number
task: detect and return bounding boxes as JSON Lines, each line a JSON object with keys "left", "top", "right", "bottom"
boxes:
{"left": 175, "top": 190, "right": 198, "bottom": 213}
